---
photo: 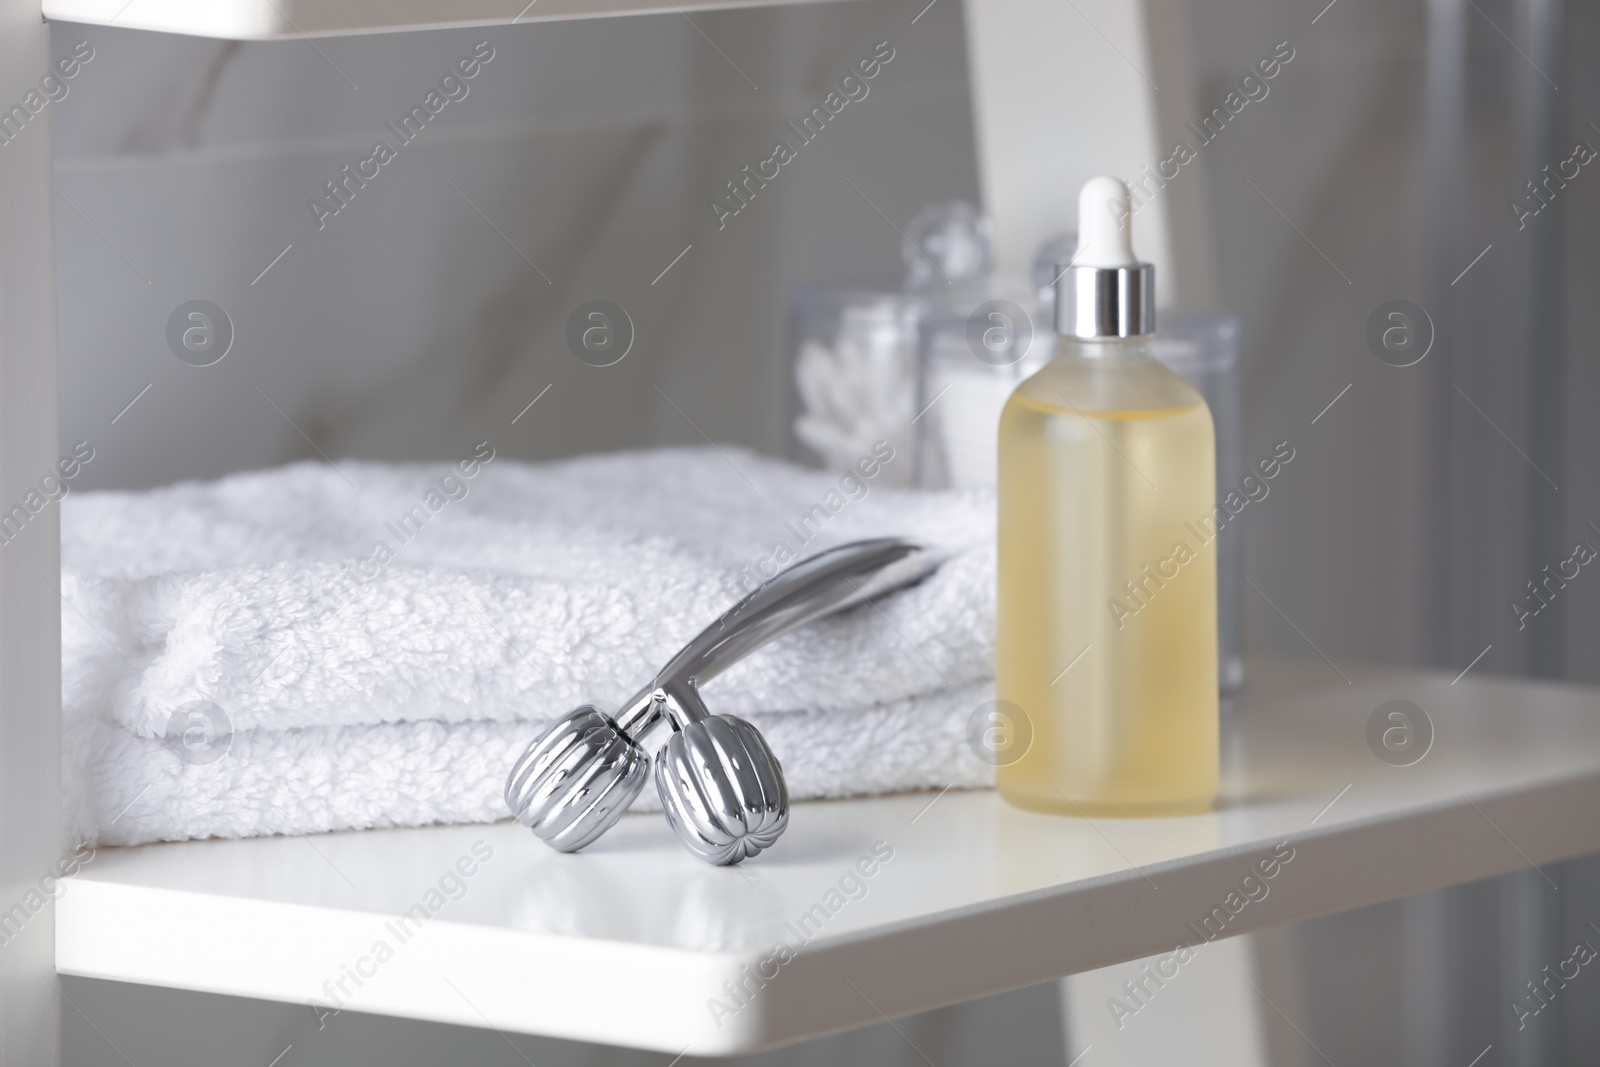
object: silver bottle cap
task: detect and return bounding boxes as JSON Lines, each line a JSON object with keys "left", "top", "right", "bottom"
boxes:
{"left": 1054, "top": 262, "right": 1156, "bottom": 338}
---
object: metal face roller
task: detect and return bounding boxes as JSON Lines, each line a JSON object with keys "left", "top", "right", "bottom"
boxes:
{"left": 504, "top": 538, "right": 944, "bottom": 863}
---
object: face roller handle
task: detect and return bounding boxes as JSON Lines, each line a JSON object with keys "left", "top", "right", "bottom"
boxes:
{"left": 655, "top": 538, "right": 942, "bottom": 702}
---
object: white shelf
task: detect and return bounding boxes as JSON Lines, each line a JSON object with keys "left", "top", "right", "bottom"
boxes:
{"left": 42, "top": 0, "right": 842, "bottom": 41}
{"left": 57, "top": 657, "right": 1600, "bottom": 1054}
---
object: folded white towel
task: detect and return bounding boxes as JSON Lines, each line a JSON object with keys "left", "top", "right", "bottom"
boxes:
{"left": 63, "top": 447, "right": 997, "bottom": 846}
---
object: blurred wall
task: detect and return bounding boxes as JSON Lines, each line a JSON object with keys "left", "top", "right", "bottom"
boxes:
{"left": 1186, "top": 0, "right": 1600, "bottom": 687}
{"left": 50, "top": 1, "right": 978, "bottom": 492}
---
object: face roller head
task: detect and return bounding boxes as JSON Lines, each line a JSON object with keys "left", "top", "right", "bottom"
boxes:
{"left": 653, "top": 689, "right": 789, "bottom": 866}
{"left": 504, "top": 701, "right": 653, "bottom": 853}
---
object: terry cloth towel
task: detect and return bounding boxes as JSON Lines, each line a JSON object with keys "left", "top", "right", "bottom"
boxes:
{"left": 62, "top": 446, "right": 996, "bottom": 846}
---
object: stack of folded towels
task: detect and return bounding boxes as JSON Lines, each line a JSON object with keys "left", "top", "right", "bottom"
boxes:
{"left": 62, "top": 446, "right": 996, "bottom": 847}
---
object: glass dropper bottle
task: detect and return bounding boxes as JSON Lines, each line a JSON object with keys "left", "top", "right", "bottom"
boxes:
{"left": 995, "top": 176, "right": 1219, "bottom": 816}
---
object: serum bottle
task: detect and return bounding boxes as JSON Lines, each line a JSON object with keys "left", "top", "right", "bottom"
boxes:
{"left": 996, "top": 176, "right": 1218, "bottom": 816}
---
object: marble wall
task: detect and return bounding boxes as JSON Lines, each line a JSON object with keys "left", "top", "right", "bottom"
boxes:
{"left": 50, "top": 2, "right": 979, "bottom": 491}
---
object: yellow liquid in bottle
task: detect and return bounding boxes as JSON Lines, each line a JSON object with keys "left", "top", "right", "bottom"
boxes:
{"left": 996, "top": 337, "right": 1218, "bottom": 816}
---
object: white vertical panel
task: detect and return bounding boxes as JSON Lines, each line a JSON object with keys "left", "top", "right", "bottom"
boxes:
{"left": 962, "top": 0, "right": 1191, "bottom": 300}
{"left": 0, "top": 4, "right": 62, "bottom": 1065}
{"left": 1060, "top": 934, "right": 1269, "bottom": 1066}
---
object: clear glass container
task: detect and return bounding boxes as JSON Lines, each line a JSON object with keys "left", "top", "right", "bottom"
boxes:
{"left": 1152, "top": 312, "right": 1242, "bottom": 697}
{"left": 787, "top": 202, "right": 993, "bottom": 484}
{"left": 913, "top": 292, "right": 1051, "bottom": 489}
{"left": 912, "top": 230, "right": 1070, "bottom": 490}
{"left": 789, "top": 287, "right": 924, "bottom": 486}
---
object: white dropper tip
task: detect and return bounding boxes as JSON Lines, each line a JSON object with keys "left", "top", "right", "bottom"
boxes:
{"left": 1075, "top": 176, "right": 1138, "bottom": 268}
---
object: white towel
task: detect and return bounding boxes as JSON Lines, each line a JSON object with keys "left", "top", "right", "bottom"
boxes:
{"left": 63, "top": 447, "right": 996, "bottom": 846}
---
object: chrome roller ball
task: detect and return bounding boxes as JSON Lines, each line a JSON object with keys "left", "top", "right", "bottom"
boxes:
{"left": 655, "top": 715, "right": 788, "bottom": 865}
{"left": 505, "top": 705, "right": 650, "bottom": 853}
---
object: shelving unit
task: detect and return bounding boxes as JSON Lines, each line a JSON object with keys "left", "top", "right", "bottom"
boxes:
{"left": 39, "top": 0, "right": 828, "bottom": 41}
{"left": 57, "top": 658, "right": 1600, "bottom": 1054}
{"left": 5, "top": 0, "right": 1575, "bottom": 1061}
